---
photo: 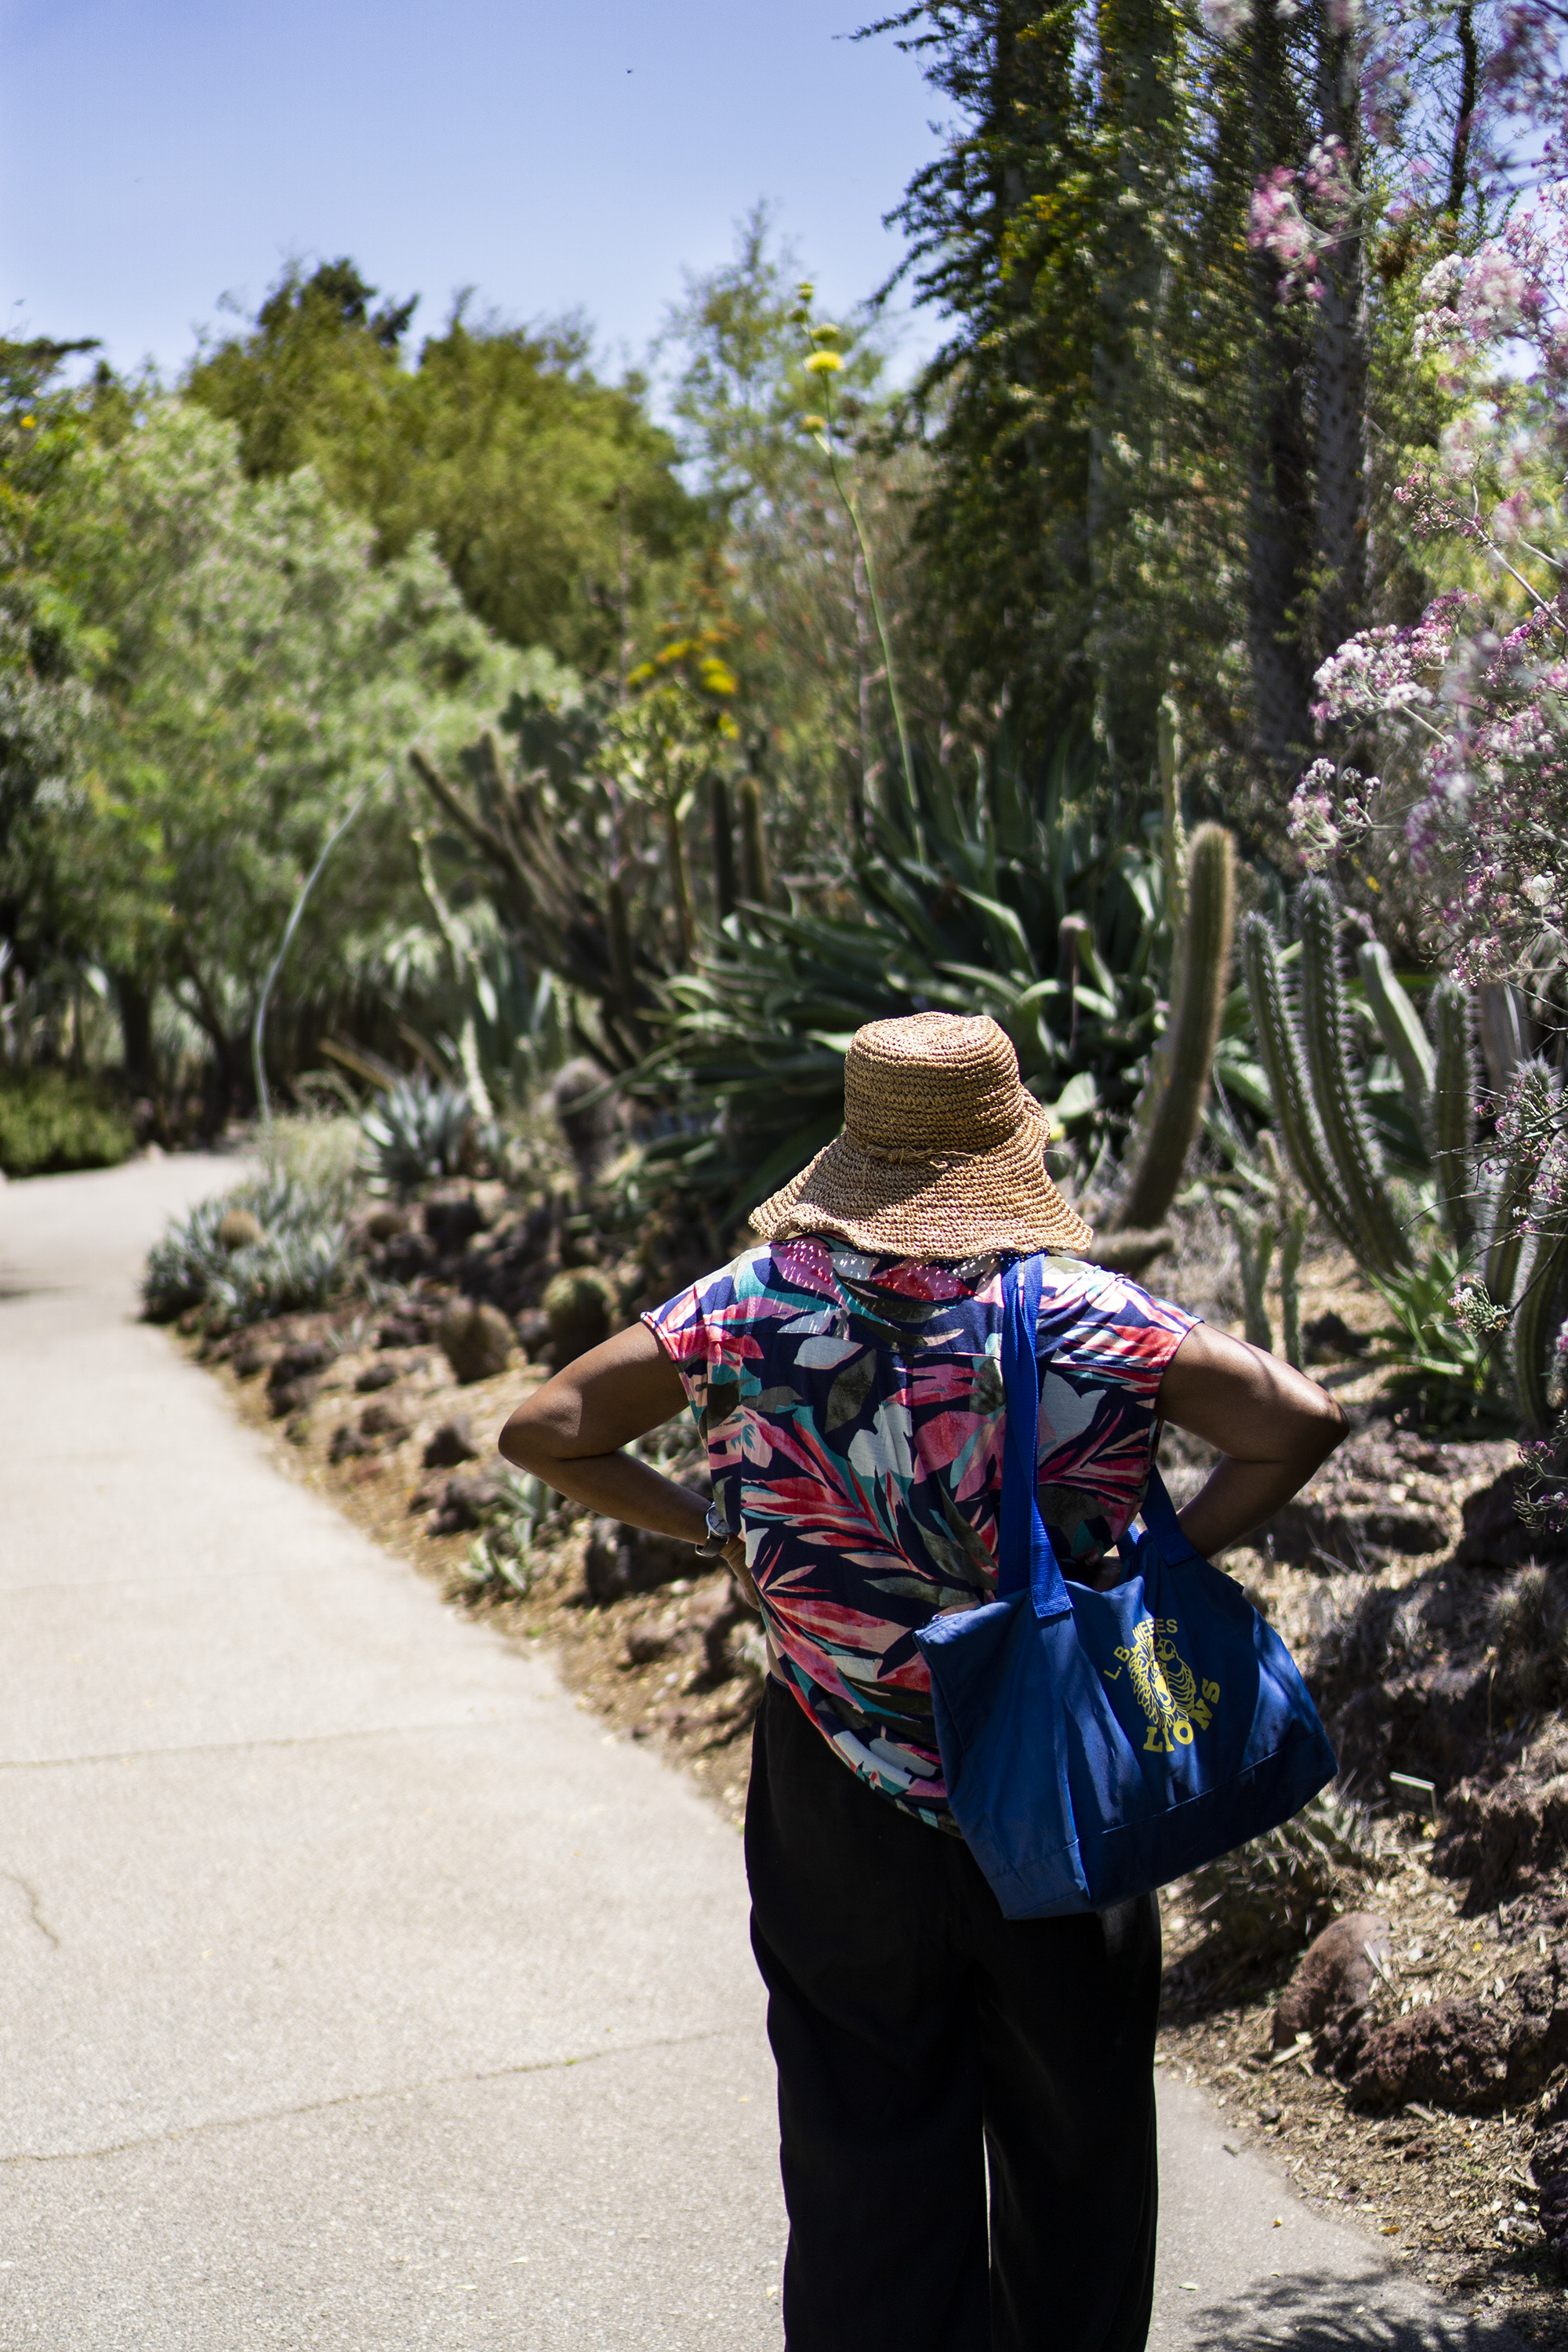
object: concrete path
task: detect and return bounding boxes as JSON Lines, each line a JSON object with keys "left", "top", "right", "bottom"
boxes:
{"left": 0, "top": 1156, "right": 1522, "bottom": 2350}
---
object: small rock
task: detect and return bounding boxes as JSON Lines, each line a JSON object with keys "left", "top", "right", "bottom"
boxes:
{"left": 1435, "top": 1767, "right": 1568, "bottom": 1903}
{"left": 423, "top": 1416, "right": 478, "bottom": 1469}
{"left": 514, "top": 1308, "right": 550, "bottom": 1358}
{"left": 1303, "top": 1309, "right": 1368, "bottom": 1363}
{"left": 1349, "top": 1995, "right": 1511, "bottom": 2113}
{"left": 230, "top": 1338, "right": 277, "bottom": 1380}
{"left": 424, "top": 1186, "right": 485, "bottom": 1252}
{"left": 377, "top": 1312, "right": 431, "bottom": 1350}
{"left": 364, "top": 1204, "right": 410, "bottom": 1243}
{"left": 1349, "top": 1958, "right": 1568, "bottom": 2113}
{"left": 1258, "top": 2103, "right": 1281, "bottom": 2126}
{"left": 1457, "top": 1467, "right": 1568, "bottom": 1569}
{"left": 354, "top": 1359, "right": 403, "bottom": 1393}
{"left": 360, "top": 1400, "right": 409, "bottom": 1442}
{"left": 1533, "top": 2122, "right": 1568, "bottom": 2274}
{"left": 329, "top": 1422, "right": 372, "bottom": 1464}
{"left": 268, "top": 1374, "right": 320, "bottom": 1421}
{"left": 1273, "top": 1911, "right": 1392, "bottom": 2049}
{"left": 267, "top": 1340, "right": 332, "bottom": 1393}
{"left": 625, "top": 1621, "right": 674, "bottom": 1667}
{"left": 430, "top": 1472, "right": 506, "bottom": 1536}
{"left": 217, "top": 1207, "right": 263, "bottom": 1252}
{"left": 438, "top": 1298, "right": 514, "bottom": 1385}
{"left": 584, "top": 1518, "right": 698, "bottom": 1605}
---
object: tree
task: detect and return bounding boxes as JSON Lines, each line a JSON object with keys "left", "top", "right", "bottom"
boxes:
{"left": 186, "top": 260, "right": 706, "bottom": 677}
{"left": 869, "top": 0, "right": 1490, "bottom": 829}
{"left": 8, "top": 390, "right": 535, "bottom": 1101}
{"left": 662, "top": 207, "right": 935, "bottom": 848}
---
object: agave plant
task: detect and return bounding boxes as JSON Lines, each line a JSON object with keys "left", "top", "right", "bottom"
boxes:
{"left": 1181, "top": 1785, "right": 1382, "bottom": 1962}
{"left": 142, "top": 1176, "right": 352, "bottom": 1330}
{"left": 633, "top": 735, "right": 1256, "bottom": 1221}
{"left": 360, "top": 1074, "right": 475, "bottom": 1195}
{"left": 448, "top": 1472, "right": 556, "bottom": 1606}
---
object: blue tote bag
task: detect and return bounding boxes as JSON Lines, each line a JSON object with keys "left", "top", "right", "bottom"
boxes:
{"left": 913, "top": 1252, "right": 1337, "bottom": 1920}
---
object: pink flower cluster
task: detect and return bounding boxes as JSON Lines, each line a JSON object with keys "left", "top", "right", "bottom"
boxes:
{"left": 1247, "top": 140, "right": 1359, "bottom": 305}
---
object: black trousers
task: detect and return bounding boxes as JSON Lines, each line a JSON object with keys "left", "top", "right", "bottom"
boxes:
{"left": 745, "top": 1679, "right": 1162, "bottom": 2352}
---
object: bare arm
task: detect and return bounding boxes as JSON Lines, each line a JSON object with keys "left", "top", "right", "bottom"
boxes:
{"left": 1156, "top": 1322, "right": 1346, "bottom": 1557}
{"left": 498, "top": 1322, "right": 706, "bottom": 1541}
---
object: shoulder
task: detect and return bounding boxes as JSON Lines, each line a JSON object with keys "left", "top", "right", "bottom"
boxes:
{"left": 643, "top": 1238, "right": 843, "bottom": 1344}
{"left": 1036, "top": 1254, "right": 1198, "bottom": 1377}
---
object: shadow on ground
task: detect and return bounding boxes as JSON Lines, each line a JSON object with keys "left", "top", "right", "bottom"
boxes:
{"left": 1185, "top": 2271, "right": 1525, "bottom": 2350}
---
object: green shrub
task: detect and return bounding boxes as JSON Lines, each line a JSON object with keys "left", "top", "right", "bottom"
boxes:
{"left": 0, "top": 1069, "right": 136, "bottom": 1178}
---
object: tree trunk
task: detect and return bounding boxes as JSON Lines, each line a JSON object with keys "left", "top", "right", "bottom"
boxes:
{"left": 1314, "top": 12, "right": 1368, "bottom": 667}
{"left": 1090, "top": 0, "right": 1183, "bottom": 786}
{"left": 115, "top": 973, "right": 157, "bottom": 1089}
{"left": 1247, "top": 7, "right": 1316, "bottom": 788}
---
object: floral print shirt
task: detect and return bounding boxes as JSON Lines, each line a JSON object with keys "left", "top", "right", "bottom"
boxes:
{"left": 644, "top": 1238, "right": 1196, "bottom": 1831}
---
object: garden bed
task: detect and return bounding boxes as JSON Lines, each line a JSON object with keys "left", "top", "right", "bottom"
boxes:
{"left": 171, "top": 1193, "right": 1568, "bottom": 2343}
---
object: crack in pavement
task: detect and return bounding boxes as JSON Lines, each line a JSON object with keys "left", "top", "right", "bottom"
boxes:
{"left": 2, "top": 1873, "right": 60, "bottom": 1947}
{"left": 0, "top": 1715, "right": 544, "bottom": 1775}
{"left": 1, "top": 2025, "right": 745, "bottom": 2169}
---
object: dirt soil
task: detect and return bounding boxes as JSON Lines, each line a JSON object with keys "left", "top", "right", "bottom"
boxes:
{"left": 176, "top": 1214, "right": 1568, "bottom": 2346}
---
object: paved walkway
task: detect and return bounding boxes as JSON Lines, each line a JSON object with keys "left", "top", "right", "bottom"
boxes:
{"left": 0, "top": 1156, "right": 1522, "bottom": 2350}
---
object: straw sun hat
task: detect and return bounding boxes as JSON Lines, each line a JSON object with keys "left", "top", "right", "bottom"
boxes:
{"left": 750, "top": 1011, "right": 1092, "bottom": 1261}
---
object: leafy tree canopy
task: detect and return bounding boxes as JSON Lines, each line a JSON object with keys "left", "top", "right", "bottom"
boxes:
{"left": 6, "top": 387, "right": 550, "bottom": 1091}
{"left": 185, "top": 260, "right": 708, "bottom": 676}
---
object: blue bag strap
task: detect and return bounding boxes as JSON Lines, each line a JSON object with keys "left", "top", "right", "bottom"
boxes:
{"left": 1132, "top": 1460, "right": 1203, "bottom": 1566}
{"left": 998, "top": 1254, "right": 1073, "bottom": 1621}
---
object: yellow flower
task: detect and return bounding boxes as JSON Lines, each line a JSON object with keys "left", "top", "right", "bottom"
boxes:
{"left": 800, "top": 413, "right": 827, "bottom": 432}
{"left": 804, "top": 351, "right": 844, "bottom": 375}
{"left": 810, "top": 322, "right": 840, "bottom": 345}
{"left": 20, "top": 415, "right": 35, "bottom": 429}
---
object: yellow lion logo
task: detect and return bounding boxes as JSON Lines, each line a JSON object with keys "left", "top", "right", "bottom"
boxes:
{"left": 1105, "top": 1617, "right": 1219, "bottom": 1753}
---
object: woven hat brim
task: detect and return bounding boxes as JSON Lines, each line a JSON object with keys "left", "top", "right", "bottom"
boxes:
{"left": 750, "top": 1095, "right": 1092, "bottom": 1261}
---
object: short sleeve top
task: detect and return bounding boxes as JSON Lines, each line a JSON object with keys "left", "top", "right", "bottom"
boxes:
{"left": 644, "top": 1237, "right": 1196, "bottom": 1831}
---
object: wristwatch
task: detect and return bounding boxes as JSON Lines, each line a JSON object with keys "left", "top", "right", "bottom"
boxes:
{"left": 693, "top": 1499, "right": 734, "bottom": 1559}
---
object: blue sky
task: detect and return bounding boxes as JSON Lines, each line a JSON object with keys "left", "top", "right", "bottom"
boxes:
{"left": 2, "top": 0, "right": 949, "bottom": 393}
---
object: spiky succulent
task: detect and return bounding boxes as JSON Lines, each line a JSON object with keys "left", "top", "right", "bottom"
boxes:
{"left": 1181, "top": 1788, "right": 1382, "bottom": 1961}
{"left": 360, "top": 1076, "right": 474, "bottom": 1195}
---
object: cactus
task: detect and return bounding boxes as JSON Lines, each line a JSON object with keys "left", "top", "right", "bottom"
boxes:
{"left": 1483, "top": 1058, "right": 1553, "bottom": 1315}
{"left": 1298, "top": 881, "right": 1410, "bottom": 1276}
{"left": 1429, "top": 980, "right": 1476, "bottom": 1250}
{"left": 1278, "top": 1203, "right": 1309, "bottom": 1370}
{"left": 1114, "top": 822, "right": 1236, "bottom": 1232}
{"left": 710, "top": 775, "right": 738, "bottom": 926}
{"left": 1229, "top": 1203, "right": 1277, "bottom": 1350}
{"left": 1240, "top": 913, "right": 1359, "bottom": 1259}
{"left": 737, "top": 771, "right": 771, "bottom": 906}
{"left": 1356, "top": 940, "right": 1434, "bottom": 1133}
{"left": 1515, "top": 1229, "right": 1568, "bottom": 1433}
{"left": 1157, "top": 698, "right": 1189, "bottom": 942}
{"left": 1257, "top": 1131, "right": 1308, "bottom": 1369}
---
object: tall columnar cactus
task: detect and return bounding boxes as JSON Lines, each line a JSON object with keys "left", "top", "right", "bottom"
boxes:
{"left": 1429, "top": 979, "right": 1477, "bottom": 1251}
{"left": 1298, "top": 881, "right": 1410, "bottom": 1277}
{"left": 1514, "top": 1228, "right": 1568, "bottom": 1434}
{"left": 737, "top": 772, "right": 771, "bottom": 907}
{"left": 1240, "top": 914, "right": 1360, "bottom": 1261}
{"left": 1114, "top": 822, "right": 1236, "bottom": 1233}
{"left": 1483, "top": 1058, "right": 1554, "bottom": 1317}
{"left": 710, "top": 775, "right": 738, "bottom": 926}
{"left": 1356, "top": 941, "right": 1434, "bottom": 1134}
